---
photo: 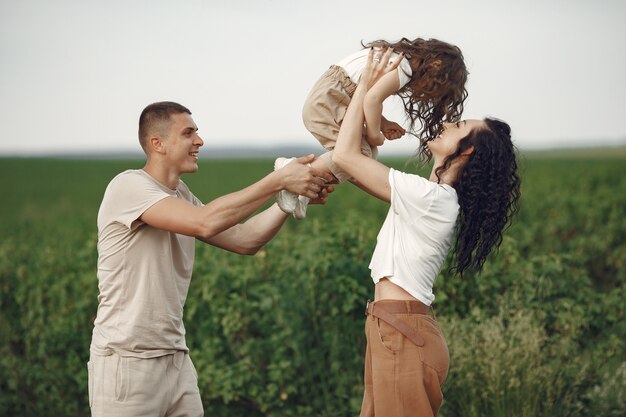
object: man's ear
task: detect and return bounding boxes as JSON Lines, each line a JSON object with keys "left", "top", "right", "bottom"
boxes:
{"left": 149, "top": 136, "right": 166, "bottom": 154}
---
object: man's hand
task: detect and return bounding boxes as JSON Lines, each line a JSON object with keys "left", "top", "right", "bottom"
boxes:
{"left": 309, "top": 184, "right": 335, "bottom": 205}
{"left": 277, "top": 155, "right": 332, "bottom": 199}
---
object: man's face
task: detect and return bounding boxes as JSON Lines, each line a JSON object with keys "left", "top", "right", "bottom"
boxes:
{"left": 163, "top": 113, "right": 204, "bottom": 173}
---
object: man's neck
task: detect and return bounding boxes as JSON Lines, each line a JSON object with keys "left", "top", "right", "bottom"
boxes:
{"left": 143, "top": 160, "right": 180, "bottom": 190}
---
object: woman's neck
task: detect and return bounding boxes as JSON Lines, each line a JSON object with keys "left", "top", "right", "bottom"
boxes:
{"left": 429, "top": 158, "right": 463, "bottom": 186}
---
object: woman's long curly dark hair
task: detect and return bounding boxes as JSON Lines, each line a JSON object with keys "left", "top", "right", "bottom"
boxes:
{"left": 363, "top": 37, "right": 468, "bottom": 161}
{"left": 435, "top": 118, "right": 521, "bottom": 276}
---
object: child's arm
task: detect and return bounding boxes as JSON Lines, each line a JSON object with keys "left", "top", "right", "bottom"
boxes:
{"left": 363, "top": 69, "right": 402, "bottom": 146}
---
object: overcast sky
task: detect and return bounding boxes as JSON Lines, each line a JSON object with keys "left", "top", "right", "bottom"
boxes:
{"left": 1, "top": 0, "right": 625, "bottom": 156}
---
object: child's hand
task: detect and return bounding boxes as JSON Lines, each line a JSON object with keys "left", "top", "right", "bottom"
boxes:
{"left": 381, "top": 119, "right": 406, "bottom": 140}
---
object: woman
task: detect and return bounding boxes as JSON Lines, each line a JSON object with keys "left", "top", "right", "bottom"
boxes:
{"left": 332, "top": 48, "right": 521, "bottom": 417}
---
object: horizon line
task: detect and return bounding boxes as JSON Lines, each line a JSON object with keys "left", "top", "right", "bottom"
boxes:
{"left": 1, "top": 142, "right": 626, "bottom": 159}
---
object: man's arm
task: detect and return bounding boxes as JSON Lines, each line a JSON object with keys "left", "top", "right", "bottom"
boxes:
{"left": 198, "top": 203, "right": 287, "bottom": 255}
{"left": 200, "top": 185, "right": 335, "bottom": 255}
{"left": 201, "top": 184, "right": 333, "bottom": 255}
{"left": 140, "top": 155, "right": 330, "bottom": 242}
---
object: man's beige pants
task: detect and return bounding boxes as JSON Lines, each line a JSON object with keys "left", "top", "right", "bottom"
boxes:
{"left": 88, "top": 351, "right": 203, "bottom": 417}
{"left": 360, "top": 301, "right": 450, "bottom": 417}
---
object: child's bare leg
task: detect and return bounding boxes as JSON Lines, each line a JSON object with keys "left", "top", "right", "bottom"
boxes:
{"left": 314, "top": 154, "right": 372, "bottom": 193}
{"left": 317, "top": 150, "right": 352, "bottom": 183}
{"left": 309, "top": 155, "right": 339, "bottom": 184}
{"left": 318, "top": 144, "right": 376, "bottom": 191}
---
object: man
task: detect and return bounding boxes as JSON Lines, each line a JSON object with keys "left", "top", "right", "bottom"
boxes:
{"left": 87, "top": 101, "right": 332, "bottom": 416}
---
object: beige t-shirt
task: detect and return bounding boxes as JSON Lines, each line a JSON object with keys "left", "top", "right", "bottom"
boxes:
{"left": 90, "top": 169, "right": 203, "bottom": 358}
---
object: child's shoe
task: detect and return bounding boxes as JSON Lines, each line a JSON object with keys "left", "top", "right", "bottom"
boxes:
{"left": 274, "top": 157, "right": 298, "bottom": 214}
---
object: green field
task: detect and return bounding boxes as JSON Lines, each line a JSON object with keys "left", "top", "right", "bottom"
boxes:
{"left": 1, "top": 152, "right": 625, "bottom": 416}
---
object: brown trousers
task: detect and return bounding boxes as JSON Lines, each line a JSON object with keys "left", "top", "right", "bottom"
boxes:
{"left": 360, "top": 300, "right": 450, "bottom": 417}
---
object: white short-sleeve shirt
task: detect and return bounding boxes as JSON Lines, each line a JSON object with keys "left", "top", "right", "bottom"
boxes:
{"left": 91, "top": 169, "right": 203, "bottom": 358}
{"left": 369, "top": 169, "right": 459, "bottom": 305}
{"left": 337, "top": 48, "right": 413, "bottom": 89}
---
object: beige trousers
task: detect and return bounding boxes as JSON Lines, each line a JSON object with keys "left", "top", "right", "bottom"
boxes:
{"left": 88, "top": 351, "right": 203, "bottom": 417}
{"left": 360, "top": 300, "right": 450, "bottom": 417}
{"left": 302, "top": 65, "right": 376, "bottom": 183}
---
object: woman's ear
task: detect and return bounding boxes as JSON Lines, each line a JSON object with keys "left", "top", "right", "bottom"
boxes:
{"left": 461, "top": 145, "right": 474, "bottom": 156}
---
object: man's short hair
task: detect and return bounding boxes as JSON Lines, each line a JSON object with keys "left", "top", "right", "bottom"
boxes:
{"left": 138, "top": 101, "right": 191, "bottom": 150}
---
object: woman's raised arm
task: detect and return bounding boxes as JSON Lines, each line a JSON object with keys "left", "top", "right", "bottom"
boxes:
{"left": 332, "top": 47, "right": 402, "bottom": 203}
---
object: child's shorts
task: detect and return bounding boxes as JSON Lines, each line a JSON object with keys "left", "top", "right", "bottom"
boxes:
{"left": 302, "top": 65, "right": 376, "bottom": 183}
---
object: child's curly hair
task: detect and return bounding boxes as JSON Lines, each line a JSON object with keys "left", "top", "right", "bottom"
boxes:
{"left": 363, "top": 37, "right": 469, "bottom": 161}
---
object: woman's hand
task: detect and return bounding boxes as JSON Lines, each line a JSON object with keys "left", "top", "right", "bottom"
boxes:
{"left": 360, "top": 47, "right": 404, "bottom": 91}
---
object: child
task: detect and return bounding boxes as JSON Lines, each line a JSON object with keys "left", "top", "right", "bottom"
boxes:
{"left": 275, "top": 37, "right": 468, "bottom": 219}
